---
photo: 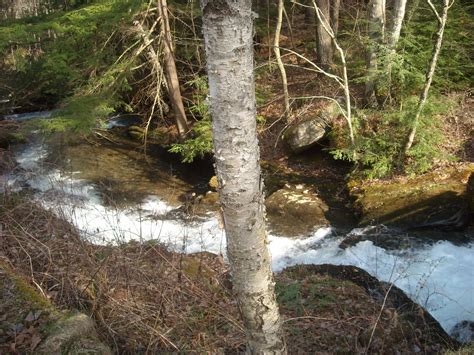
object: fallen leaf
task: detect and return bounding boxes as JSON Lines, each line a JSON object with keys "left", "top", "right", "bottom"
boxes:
{"left": 25, "top": 311, "right": 35, "bottom": 323}
{"left": 30, "top": 334, "right": 42, "bottom": 351}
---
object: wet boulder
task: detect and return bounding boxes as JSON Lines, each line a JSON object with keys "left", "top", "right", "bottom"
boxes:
{"left": 265, "top": 184, "right": 329, "bottom": 237}
{"left": 283, "top": 101, "right": 340, "bottom": 153}
{"left": 450, "top": 320, "right": 474, "bottom": 344}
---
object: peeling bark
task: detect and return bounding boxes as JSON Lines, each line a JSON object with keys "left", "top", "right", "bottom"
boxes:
{"left": 200, "top": 0, "right": 286, "bottom": 353}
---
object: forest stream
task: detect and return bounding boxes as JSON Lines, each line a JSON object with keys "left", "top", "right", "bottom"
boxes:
{"left": 2, "top": 112, "right": 474, "bottom": 342}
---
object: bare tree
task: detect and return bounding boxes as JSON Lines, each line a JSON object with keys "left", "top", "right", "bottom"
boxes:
{"left": 157, "top": 0, "right": 189, "bottom": 139}
{"left": 274, "top": 0, "right": 291, "bottom": 120}
{"left": 404, "top": 0, "right": 453, "bottom": 153}
{"left": 200, "top": 0, "right": 286, "bottom": 353}
{"left": 315, "top": 0, "right": 333, "bottom": 68}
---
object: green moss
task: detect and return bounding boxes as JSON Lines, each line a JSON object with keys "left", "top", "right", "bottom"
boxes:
{"left": 5, "top": 266, "right": 52, "bottom": 310}
{"left": 350, "top": 164, "right": 474, "bottom": 226}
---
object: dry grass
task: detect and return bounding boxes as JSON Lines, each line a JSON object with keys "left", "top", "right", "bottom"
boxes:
{"left": 0, "top": 194, "right": 245, "bottom": 353}
{"left": 0, "top": 192, "right": 460, "bottom": 353}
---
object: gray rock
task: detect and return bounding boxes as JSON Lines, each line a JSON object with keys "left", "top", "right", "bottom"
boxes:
{"left": 450, "top": 320, "right": 474, "bottom": 344}
{"left": 265, "top": 184, "right": 329, "bottom": 237}
{"left": 37, "top": 313, "right": 111, "bottom": 354}
{"left": 283, "top": 102, "right": 340, "bottom": 153}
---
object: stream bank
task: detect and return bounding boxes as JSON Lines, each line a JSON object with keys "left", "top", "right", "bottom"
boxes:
{"left": 0, "top": 195, "right": 462, "bottom": 353}
{"left": 0, "top": 114, "right": 473, "bottom": 349}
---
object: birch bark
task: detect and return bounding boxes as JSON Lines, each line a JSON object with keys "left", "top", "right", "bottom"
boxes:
{"left": 387, "top": 0, "right": 407, "bottom": 48}
{"left": 200, "top": 0, "right": 286, "bottom": 353}
{"left": 365, "top": 0, "right": 386, "bottom": 104}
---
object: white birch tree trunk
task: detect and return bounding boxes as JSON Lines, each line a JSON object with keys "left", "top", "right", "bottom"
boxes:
{"left": 365, "top": 0, "right": 386, "bottom": 104}
{"left": 404, "top": 0, "right": 452, "bottom": 153}
{"left": 200, "top": 0, "right": 286, "bottom": 353}
{"left": 382, "top": 0, "right": 407, "bottom": 104}
{"left": 387, "top": 0, "right": 407, "bottom": 48}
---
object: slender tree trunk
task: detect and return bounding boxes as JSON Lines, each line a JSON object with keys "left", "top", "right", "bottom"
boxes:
{"left": 157, "top": 0, "right": 189, "bottom": 138}
{"left": 365, "top": 0, "right": 386, "bottom": 105}
{"left": 387, "top": 0, "right": 407, "bottom": 48}
{"left": 200, "top": 0, "right": 286, "bottom": 353}
{"left": 381, "top": 0, "right": 407, "bottom": 104}
{"left": 274, "top": 0, "right": 291, "bottom": 120}
{"left": 315, "top": 0, "right": 333, "bottom": 69}
{"left": 330, "top": 0, "right": 341, "bottom": 36}
{"left": 312, "top": 0, "right": 355, "bottom": 150}
{"left": 404, "top": 0, "right": 451, "bottom": 153}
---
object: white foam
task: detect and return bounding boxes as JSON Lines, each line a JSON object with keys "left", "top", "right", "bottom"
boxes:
{"left": 13, "top": 142, "right": 474, "bottom": 336}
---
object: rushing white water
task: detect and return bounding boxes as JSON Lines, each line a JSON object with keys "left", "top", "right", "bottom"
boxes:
{"left": 5, "top": 141, "right": 474, "bottom": 338}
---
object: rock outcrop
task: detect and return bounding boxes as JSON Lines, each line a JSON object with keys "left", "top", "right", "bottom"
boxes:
{"left": 349, "top": 164, "right": 474, "bottom": 232}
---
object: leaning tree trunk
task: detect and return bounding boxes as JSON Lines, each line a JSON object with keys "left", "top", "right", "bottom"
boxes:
{"left": 200, "top": 0, "right": 286, "bottom": 353}
{"left": 274, "top": 0, "right": 290, "bottom": 120}
{"left": 404, "top": 0, "right": 451, "bottom": 154}
{"left": 365, "top": 0, "right": 386, "bottom": 105}
{"left": 315, "top": 0, "right": 333, "bottom": 69}
{"left": 157, "top": 0, "right": 189, "bottom": 139}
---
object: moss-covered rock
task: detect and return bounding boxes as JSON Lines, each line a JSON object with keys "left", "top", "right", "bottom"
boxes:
{"left": 349, "top": 163, "right": 474, "bottom": 230}
{"left": 0, "top": 261, "right": 110, "bottom": 354}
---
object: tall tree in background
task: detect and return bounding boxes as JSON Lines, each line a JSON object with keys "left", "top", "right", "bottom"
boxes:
{"left": 315, "top": 0, "right": 333, "bottom": 69}
{"left": 387, "top": 0, "right": 407, "bottom": 48}
{"left": 330, "top": 0, "right": 341, "bottom": 36}
{"left": 157, "top": 0, "right": 189, "bottom": 138}
{"left": 404, "top": 0, "right": 452, "bottom": 153}
{"left": 365, "top": 0, "right": 386, "bottom": 105}
{"left": 1, "top": 0, "right": 38, "bottom": 18}
{"left": 200, "top": 0, "right": 286, "bottom": 352}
